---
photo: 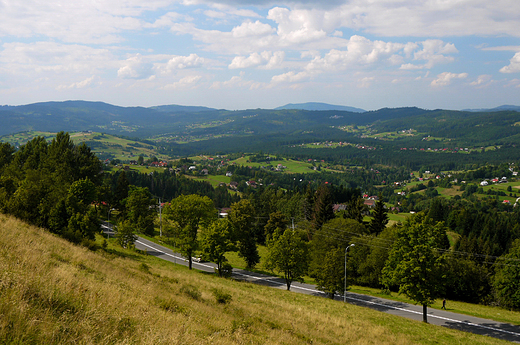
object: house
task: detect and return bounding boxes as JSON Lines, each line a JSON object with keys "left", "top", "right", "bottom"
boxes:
{"left": 229, "top": 181, "right": 238, "bottom": 190}
{"left": 333, "top": 204, "right": 347, "bottom": 212}
{"left": 201, "top": 169, "right": 209, "bottom": 175}
{"left": 246, "top": 180, "right": 257, "bottom": 188}
{"left": 364, "top": 199, "right": 376, "bottom": 208}
{"left": 480, "top": 181, "right": 488, "bottom": 186}
{"left": 226, "top": 171, "right": 233, "bottom": 177}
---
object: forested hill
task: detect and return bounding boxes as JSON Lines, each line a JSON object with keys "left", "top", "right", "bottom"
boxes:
{"left": 1, "top": 101, "right": 520, "bottom": 153}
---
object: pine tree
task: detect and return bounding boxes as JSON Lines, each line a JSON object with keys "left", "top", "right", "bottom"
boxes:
{"left": 368, "top": 194, "right": 389, "bottom": 235}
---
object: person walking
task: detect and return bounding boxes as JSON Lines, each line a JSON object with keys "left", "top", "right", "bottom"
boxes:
{"left": 442, "top": 299, "right": 447, "bottom": 310}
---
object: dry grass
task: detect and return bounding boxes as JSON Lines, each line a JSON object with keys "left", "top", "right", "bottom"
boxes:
{"left": 0, "top": 214, "right": 510, "bottom": 344}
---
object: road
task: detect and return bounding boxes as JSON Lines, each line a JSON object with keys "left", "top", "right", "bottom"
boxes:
{"left": 102, "top": 224, "right": 520, "bottom": 343}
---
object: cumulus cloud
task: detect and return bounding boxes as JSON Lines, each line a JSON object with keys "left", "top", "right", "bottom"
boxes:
{"left": 118, "top": 54, "right": 154, "bottom": 79}
{"left": 162, "top": 75, "right": 202, "bottom": 90}
{"left": 232, "top": 20, "right": 276, "bottom": 37}
{"left": 304, "top": 36, "right": 407, "bottom": 73}
{"left": 229, "top": 51, "right": 284, "bottom": 69}
{"left": 431, "top": 72, "right": 468, "bottom": 87}
{"left": 500, "top": 52, "right": 520, "bottom": 73}
{"left": 56, "top": 76, "right": 97, "bottom": 90}
{"left": 271, "top": 71, "right": 310, "bottom": 84}
{"left": 155, "top": 54, "right": 205, "bottom": 75}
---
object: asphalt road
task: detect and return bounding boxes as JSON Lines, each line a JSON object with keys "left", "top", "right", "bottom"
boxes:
{"left": 102, "top": 225, "right": 520, "bottom": 343}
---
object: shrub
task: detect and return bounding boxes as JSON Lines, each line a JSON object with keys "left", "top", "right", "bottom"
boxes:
{"left": 212, "top": 288, "right": 232, "bottom": 304}
{"left": 180, "top": 284, "right": 201, "bottom": 301}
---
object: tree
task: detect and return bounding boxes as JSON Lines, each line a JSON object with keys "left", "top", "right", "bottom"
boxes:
{"left": 344, "top": 196, "right": 366, "bottom": 224}
{"left": 125, "top": 186, "right": 156, "bottom": 236}
{"left": 493, "top": 239, "right": 520, "bottom": 310}
{"left": 311, "top": 217, "right": 366, "bottom": 297}
{"left": 163, "top": 194, "right": 215, "bottom": 269}
{"left": 368, "top": 194, "right": 389, "bottom": 235}
{"left": 200, "top": 220, "right": 236, "bottom": 277}
{"left": 116, "top": 219, "right": 137, "bottom": 249}
{"left": 382, "top": 213, "right": 448, "bottom": 323}
{"left": 114, "top": 171, "right": 129, "bottom": 214}
{"left": 228, "top": 199, "right": 259, "bottom": 269}
{"left": 265, "top": 229, "right": 309, "bottom": 291}
{"left": 66, "top": 208, "right": 99, "bottom": 243}
{"left": 264, "top": 211, "right": 289, "bottom": 241}
{"left": 315, "top": 247, "right": 345, "bottom": 298}
{"left": 312, "top": 184, "right": 335, "bottom": 232}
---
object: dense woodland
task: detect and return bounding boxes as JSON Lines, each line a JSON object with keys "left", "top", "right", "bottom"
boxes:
{"left": 2, "top": 131, "right": 520, "bottom": 318}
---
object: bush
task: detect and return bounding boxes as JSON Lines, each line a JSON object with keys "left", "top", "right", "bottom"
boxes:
{"left": 212, "top": 288, "right": 232, "bottom": 304}
{"left": 217, "top": 262, "right": 233, "bottom": 278}
{"left": 180, "top": 284, "right": 201, "bottom": 301}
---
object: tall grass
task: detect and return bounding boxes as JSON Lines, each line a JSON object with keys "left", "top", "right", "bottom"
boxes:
{"left": 0, "top": 214, "right": 509, "bottom": 344}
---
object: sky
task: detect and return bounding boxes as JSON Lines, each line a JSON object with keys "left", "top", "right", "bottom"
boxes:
{"left": 0, "top": 0, "right": 519, "bottom": 111}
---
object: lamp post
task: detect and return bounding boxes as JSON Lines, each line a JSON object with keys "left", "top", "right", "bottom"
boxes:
{"left": 107, "top": 208, "right": 114, "bottom": 239}
{"left": 344, "top": 244, "right": 355, "bottom": 303}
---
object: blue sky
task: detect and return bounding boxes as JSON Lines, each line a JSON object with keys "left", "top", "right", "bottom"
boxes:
{"left": 0, "top": 0, "right": 519, "bottom": 111}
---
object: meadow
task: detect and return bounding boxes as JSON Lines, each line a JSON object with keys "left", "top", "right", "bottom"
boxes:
{"left": 0, "top": 214, "right": 511, "bottom": 344}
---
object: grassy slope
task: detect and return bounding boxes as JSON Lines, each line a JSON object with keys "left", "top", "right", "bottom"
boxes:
{"left": 0, "top": 214, "right": 510, "bottom": 345}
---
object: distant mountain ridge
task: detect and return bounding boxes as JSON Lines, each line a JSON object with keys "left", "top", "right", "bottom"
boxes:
{"left": 275, "top": 102, "right": 365, "bottom": 113}
{"left": 462, "top": 105, "right": 520, "bottom": 112}
{"left": 149, "top": 104, "right": 218, "bottom": 113}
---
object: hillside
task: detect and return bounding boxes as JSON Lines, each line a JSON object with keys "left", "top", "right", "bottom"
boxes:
{"left": 0, "top": 214, "right": 509, "bottom": 345}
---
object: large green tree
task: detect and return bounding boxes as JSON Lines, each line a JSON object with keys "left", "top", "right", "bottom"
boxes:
{"left": 163, "top": 194, "right": 215, "bottom": 269}
{"left": 382, "top": 213, "right": 449, "bottom": 323}
{"left": 265, "top": 229, "right": 309, "bottom": 291}
{"left": 200, "top": 220, "right": 236, "bottom": 277}
{"left": 125, "top": 186, "right": 156, "bottom": 236}
{"left": 311, "top": 218, "right": 366, "bottom": 297}
{"left": 228, "top": 199, "right": 259, "bottom": 269}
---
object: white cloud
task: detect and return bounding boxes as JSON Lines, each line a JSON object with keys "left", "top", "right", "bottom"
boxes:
{"left": 231, "top": 20, "right": 275, "bottom": 38}
{"left": 413, "top": 40, "right": 458, "bottom": 68}
{"left": 118, "top": 54, "right": 154, "bottom": 79}
{"left": 304, "top": 35, "right": 407, "bottom": 73}
{"left": 56, "top": 76, "right": 97, "bottom": 90}
{"left": 358, "top": 76, "right": 374, "bottom": 88}
{"left": 400, "top": 63, "right": 423, "bottom": 70}
{"left": 162, "top": 75, "right": 202, "bottom": 90}
{"left": 229, "top": 51, "right": 284, "bottom": 69}
{"left": 431, "top": 72, "right": 468, "bottom": 87}
{"left": 271, "top": 71, "right": 310, "bottom": 84}
{"left": 0, "top": 0, "right": 158, "bottom": 44}
{"left": 156, "top": 54, "right": 205, "bottom": 75}
{"left": 470, "top": 74, "right": 494, "bottom": 88}
{"left": 500, "top": 52, "right": 520, "bottom": 73}
{"left": 0, "top": 42, "right": 115, "bottom": 77}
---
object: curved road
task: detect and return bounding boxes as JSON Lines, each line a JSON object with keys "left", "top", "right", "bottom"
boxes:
{"left": 102, "top": 225, "right": 520, "bottom": 343}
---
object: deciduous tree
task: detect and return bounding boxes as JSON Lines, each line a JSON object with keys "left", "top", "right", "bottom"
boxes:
{"left": 382, "top": 213, "right": 448, "bottom": 323}
{"left": 163, "top": 194, "right": 215, "bottom": 269}
{"left": 228, "top": 199, "right": 259, "bottom": 269}
{"left": 201, "top": 220, "right": 236, "bottom": 277}
{"left": 265, "top": 229, "right": 309, "bottom": 291}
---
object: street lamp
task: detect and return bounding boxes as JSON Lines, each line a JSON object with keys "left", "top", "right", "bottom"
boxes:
{"left": 344, "top": 244, "right": 355, "bottom": 303}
